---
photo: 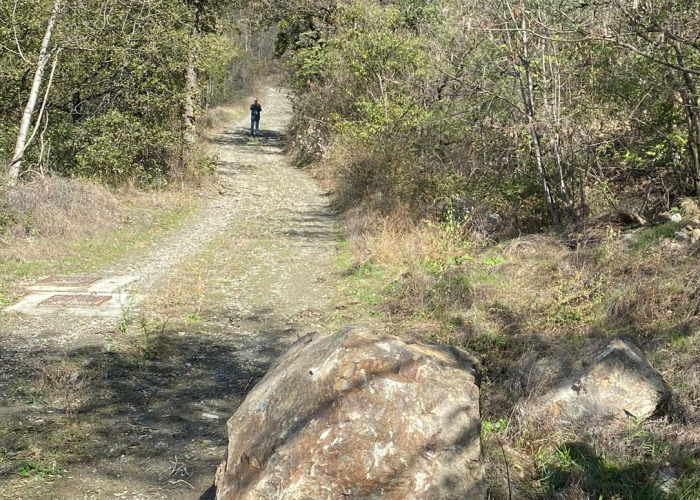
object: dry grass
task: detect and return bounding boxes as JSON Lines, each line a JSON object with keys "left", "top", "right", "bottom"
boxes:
{"left": 335, "top": 207, "right": 700, "bottom": 499}
{"left": 200, "top": 106, "right": 247, "bottom": 140}
{"left": 0, "top": 176, "right": 201, "bottom": 312}
{"left": 38, "top": 358, "right": 105, "bottom": 416}
{"left": 2, "top": 177, "right": 121, "bottom": 240}
{"left": 1, "top": 179, "right": 197, "bottom": 250}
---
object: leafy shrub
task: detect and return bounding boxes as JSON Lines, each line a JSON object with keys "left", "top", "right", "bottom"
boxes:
{"left": 16, "top": 459, "right": 64, "bottom": 478}
{"left": 65, "top": 111, "right": 176, "bottom": 186}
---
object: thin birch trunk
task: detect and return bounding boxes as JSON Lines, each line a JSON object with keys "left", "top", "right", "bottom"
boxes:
{"left": 517, "top": 11, "right": 561, "bottom": 229}
{"left": 184, "top": 46, "right": 198, "bottom": 149}
{"left": 8, "top": 0, "right": 61, "bottom": 187}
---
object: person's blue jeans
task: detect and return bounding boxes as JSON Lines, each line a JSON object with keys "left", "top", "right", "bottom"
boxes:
{"left": 250, "top": 116, "right": 260, "bottom": 136}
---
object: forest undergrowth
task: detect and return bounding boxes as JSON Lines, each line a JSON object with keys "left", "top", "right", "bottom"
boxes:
{"left": 276, "top": 1, "right": 700, "bottom": 495}
{"left": 326, "top": 197, "right": 700, "bottom": 499}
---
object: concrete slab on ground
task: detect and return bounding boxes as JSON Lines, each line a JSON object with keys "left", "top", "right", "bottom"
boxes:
{"left": 26, "top": 275, "right": 138, "bottom": 293}
{"left": 5, "top": 275, "right": 139, "bottom": 318}
{"left": 5, "top": 291, "right": 136, "bottom": 317}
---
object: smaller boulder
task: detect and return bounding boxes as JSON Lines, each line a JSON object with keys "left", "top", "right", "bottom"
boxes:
{"left": 691, "top": 229, "right": 700, "bottom": 244}
{"left": 541, "top": 338, "right": 671, "bottom": 423}
{"left": 674, "top": 231, "right": 690, "bottom": 242}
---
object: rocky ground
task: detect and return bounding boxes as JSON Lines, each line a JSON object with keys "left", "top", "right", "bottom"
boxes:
{"left": 0, "top": 88, "right": 341, "bottom": 499}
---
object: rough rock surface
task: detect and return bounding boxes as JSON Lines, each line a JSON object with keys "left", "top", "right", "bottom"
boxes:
{"left": 512, "top": 349, "right": 572, "bottom": 396}
{"left": 214, "top": 327, "right": 485, "bottom": 500}
{"left": 543, "top": 337, "right": 671, "bottom": 422}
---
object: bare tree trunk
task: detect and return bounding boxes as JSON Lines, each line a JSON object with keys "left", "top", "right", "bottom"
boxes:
{"left": 183, "top": 0, "right": 204, "bottom": 155}
{"left": 671, "top": 43, "right": 700, "bottom": 204}
{"left": 515, "top": 11, "right": 561, "bottom": 229}
{"left": 7, "top": 0, "right": 61, "bottom": 187}
{"left": 540, "top": 38, "right": 574, "bottom": 220}
{"left": 526, "top": 101, "right": 561, "bottom": 229}
{"left": 184, "top": 46, "right": 198, "bottom": 149}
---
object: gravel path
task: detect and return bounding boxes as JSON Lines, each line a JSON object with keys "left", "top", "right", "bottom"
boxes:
{"left": 0, "top": 87, "right": 340, "bottom": 499}
{"left": 2, "top": 87, "right": 337, "bottom": 346}
{"left": 119, "top": 87, "right": 335, "bottom": 299}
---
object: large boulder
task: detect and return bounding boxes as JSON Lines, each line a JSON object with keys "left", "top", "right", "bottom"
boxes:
{"left": 214, "top": 327, "right": 485, "bottom": 500}
{"left": 541, "top": 337, "right": 671, "bottom": 423}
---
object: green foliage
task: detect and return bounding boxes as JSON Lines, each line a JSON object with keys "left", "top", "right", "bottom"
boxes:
{"left": 64, "top": 111, "right": 174, "bottom": 186}
{"left": 0, "top": 0, "right": 255, "bottom": 186}
{"left": 289, "top": 45, "right": 329, "bottom": 88}
{"left": 469, "top": 330, "right": 510, "bottom": 350}
{"left": 197, "top": 31, "right": 245, "bottom": 107}
{"left": 16, "top": 459, "right": 64, "bottom": 478}
{"left": 282, "top": 0, "right": 700, "bottom": 229}
{"left": 535, "top": 442, "right": 685, "bottom": 499}
{"left": 186, "top": 312, "right": 203, "bottom": 321}
{"left": 118, "top": 290, "right": 136, "bottom": 333}
{"left": 631, "top": 222, "right": 684, "bottom": 252}
{"left": 481, "top": 256, "right": 506, "bottom": 267}
{"left": 482, "top": 418, "right": 508, "bottom": 434}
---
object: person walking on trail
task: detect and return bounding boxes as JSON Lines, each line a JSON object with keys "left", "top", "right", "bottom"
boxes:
{"left": 250, "top": 97, "right": 262, "bottom": 136}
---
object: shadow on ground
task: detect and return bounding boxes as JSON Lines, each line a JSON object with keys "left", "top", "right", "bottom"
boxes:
{"left": 211, "top": 128, "right": 285, "bottom": 154}
{"left": 539, "top": 441, "right": 677, "bottom": 499}
{"left": 0, "top": 312, "right": 297, "bottom": 498}
{"left": 274, "top": 208, "right": 339, "bottom": 243}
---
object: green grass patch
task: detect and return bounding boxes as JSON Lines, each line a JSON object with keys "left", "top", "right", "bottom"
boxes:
{"left": 334, "top": 236, "right": 354, "bottom": 269}
{"left": 345, "top": 261, "right": 384, "bottom": 280}
{"left": 186, "top": 312, "right": 203, "bottom": 322}
{"left": 0, "top": 200, "right": 198, "bottom": 285}
{"left": 468, "top": 330, "right": 510, "bottom": 350}
{"left": 631, "top": 221, "right": 683, "bottom": 252}
{"left": 481, "top": 255, "right": 506, "bottom": 266}
{"left": 538, "top": 443, "right": 653, "bottom": 498}
{"left": 535, "top": 440, "right": 700, "bottom": 500}
{"left": 16, "top": 460, "right": 65, "bottom": 478}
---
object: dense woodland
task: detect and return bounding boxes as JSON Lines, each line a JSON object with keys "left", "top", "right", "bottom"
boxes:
{"left": 1, "top": 0, "right": 273, "bottom": 188}
{"left": 272, "top": 0, "right": 700, "bottom": 232}
{"left": 2, "top": 0, "right": 700, "bottom": 231}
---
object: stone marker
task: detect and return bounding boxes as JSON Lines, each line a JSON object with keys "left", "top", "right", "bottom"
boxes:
{"left": 214, "top": 327, "right": 485, "bottom": 500}
{"left": 543, "top": 337, "right": 671, "bottom": 423}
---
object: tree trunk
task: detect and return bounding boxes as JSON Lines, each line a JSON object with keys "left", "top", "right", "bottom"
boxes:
{"left": 672, "top": 43, "right": 700, "bottom": 204}
{"left": 183, "top": 1, "right": 203, "bottom": 154}
{"left": 544, "top": 41, "right": 574, "bottom": 220}
{"left": 184, "top": 46, "right": 198, "bottom": 149}
{"left": 7, "top": 0, "right": 61, "bottom": 187}
{"left": 516, "top": 12, "right": 561, "bottom": 229}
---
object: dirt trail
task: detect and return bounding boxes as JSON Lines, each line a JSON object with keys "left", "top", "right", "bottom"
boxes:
{"left": 0, "top": 88, "right": 339, "bottom": 499}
